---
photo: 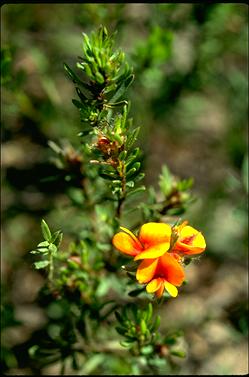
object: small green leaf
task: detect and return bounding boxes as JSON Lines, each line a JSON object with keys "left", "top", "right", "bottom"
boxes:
{"left": 140, "top": 319, "right": 147, "bottom": 335}
{"left": 119, "top": 150, "right": 127, "bottom": 161}
{"left": 115, "top": 326, "right": 126, "bottom": 336}
{"left": 151, "top": 315, "right": 161, "bottom": 332}
{"left": 126, "top": 181, "right": 134, "bottom": 188}
{"left": 37, "top": 241, "right": 50, "bottom": 247}
{"left": 120, "top": 340, "right": 134, "bottom": 348}
{"left": 126, "top": 186, "right": 146, "bottom": 197}
{"left": 72, "top": 99, "right": 84, "bottom": 109}
{"left": 48, "top": 244, "right": 57, "bottom": 256}
{"left": 36, "top": 247, "right": 49, "bottom": 253}
{"left": 114, "top": 311, "right": 124, "bottom": 324}
{"left": 34, "top": 260, "right": 50, "bottom": 269}
{"left": 109, "top": 74, "right": 134, "bottom": 103}
{"left": 126, "top": 127, "right": 140, "bottom": 148}
{"left": 141, "top": 345, "right": 153, "bottom": 355}
{"left": 50, "top": 231, "right": 63, "bottom": 246}
{"left": 95, "top": 71, "right": 105, "bottom": 84}
{"left": 41, "top": 220, "right": 51, "bottom": 241}
{"left": 146, "top": 303, "right": 153, "bottom": 322}
{"left": 170, "top": 350, "right": 186, "bottom": 358}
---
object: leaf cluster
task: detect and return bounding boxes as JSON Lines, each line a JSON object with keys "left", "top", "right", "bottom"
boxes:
{"left": 30, "top": 220, "right": 62, "bottom": 271}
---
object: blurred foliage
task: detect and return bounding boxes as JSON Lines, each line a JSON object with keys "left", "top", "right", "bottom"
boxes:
{"left": 1, "top": 3, "right": 248, "bottom": 375}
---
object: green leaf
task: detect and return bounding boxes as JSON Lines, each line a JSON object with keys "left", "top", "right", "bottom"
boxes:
{"left": 126, "top": 181, "right": 134, "bottom": 188}
{"left": 170, "top": 350, "right": 186, "bottom": 358}
{"left": 36, "top": 248, "right": 49, "bottom": 253}
{"left": 114, "top": 311, "right": 124, "bottom": 324}
{"left": 37, "top": 241, "right": 50, "bottom": 247}
{"left": 145, "top": 303, "right": 153, "bottom": 322}
{"left": 95, "top": 71, "right": 105, "bottom": 84}
{"left": 151, "top": 315, "right": 161, "bottom": 332}
{"left": 140, "top": 319, "right": 147, "bottom": 335}
{"left": 30, "top": 250, "right": 39, "bottom": 254}
{"left": 126, "top": 127, "right": 140, "bottom": 149}
{"left": 159, "top": 165, "right": 173, "bottom": 196}
{"left": 120, "top": 340, "right": 134, "bottom": 348}
{"left": 99, "top": 172, "right": 118, "bottom": 180}
{"left": 64, "top": 63, "right": 84, "bottom": 86}
{"left": 125, "top": 147, "right": 140, "bottom": 168}
{"left": 50, "top": 231, "right": 63, "bottom": 246}
{"left": 119, "top": 150, "right": 127, "bottom": 161}
{"left": 126, "top": 162, "right": 141, "bottom": 178}
{"left": 72, "top": 99, "right": 84, "bottom": 109}
{"left": 64, "top": 63, "right": 93, "bottom": 98}
{"left": 48, "top": 244, "right": 57, "bottom": 256}
{"left": 109, "top": 74, "right": 134, "bottom": 103}
{"left": 141, "top": 345, "right": 153, "bottom": 355}
{"left": 41, "top": 220, "right": 51, "bottom": 241}
{"left": 126, "top": 186, "right": 146, "bottom": 197}
{"left": 115, "top": 326, "right": 126, "bottom": 336}
{"left": 76, "top": 87, "right": 89, "bottom": 102}
{"left": 34, "top": 260, "right": 50, "bottom": 269}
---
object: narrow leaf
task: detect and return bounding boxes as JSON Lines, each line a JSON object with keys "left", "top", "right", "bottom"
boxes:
{"left": 41, "top": 220, "right": 51, "bottom": 241}
{"left": 34, "top": 260, "right": 50, "bottom": 269}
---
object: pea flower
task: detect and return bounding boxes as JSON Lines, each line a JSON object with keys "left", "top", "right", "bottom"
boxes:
{"left": 171, "top": 221, "right": 206, "bottom": 256}
{"left": 112, "top": 221, "right": 206, "bottom": 298}
{"left": 136, "top": 253, "right": 185, "bottom": 298}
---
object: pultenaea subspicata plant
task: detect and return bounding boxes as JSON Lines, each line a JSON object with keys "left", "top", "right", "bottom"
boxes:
{"left": 29, "top": 26, "right": 206, "bottom": 375}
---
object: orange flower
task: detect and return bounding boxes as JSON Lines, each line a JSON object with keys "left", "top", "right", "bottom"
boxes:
{"left": 136, "top": 253, "right": 185, "bottom": 298}
{"left": 112, "top": 221, "right": 206, "bottom": 298}
{"left": 112, "top": 222, "right": 172, "bottom": 260}
{"left": 172, "top": 221, "right": 206, "bottom": 256}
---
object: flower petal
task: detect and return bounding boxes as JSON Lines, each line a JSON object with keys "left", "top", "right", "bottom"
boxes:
{"left": 136, "top": 258, "right": 159, "bottom": 284}
{"left": 134, "top": 242, "right": 170, "bottom": 261}
{"left": 155, "top": 283, "right": 165, "bottom": 298}
{"left": 146, "top": 278, "right": 163, "bottom": 293}
{"left": 112, "top": 232, "right": 142, "bottom": 256}
{"left": 158, "top": 253, "right": 185, "bottom": 286}
{"left": 138, "top": 222, "right": 172, "bottom": 247}
{"left": 164, "top": 281, "right": 178, "bottom": 297}
{"left": 175, "top": 225, "right": 206, "bottom": 255}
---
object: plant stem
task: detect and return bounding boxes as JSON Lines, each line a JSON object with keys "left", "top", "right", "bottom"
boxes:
{"left": 116, "top": 160, "right": 126, "bottom": 218}
{"left": 49, "top": 252, "right": 54, "bottom": 282}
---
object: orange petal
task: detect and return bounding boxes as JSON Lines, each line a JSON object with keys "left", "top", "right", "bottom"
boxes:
{"left": 159, "top": 253, "right": 185, "bottom": 286}
{"left": 155, "top": 283, "right": 165, "bottom": 298}
{"left": 146, "top": 278, "right": 163, "bottom": 293}
{"left": 112, "top": 232, "right": 142, "bottom": 256}
{"left": 136, "top": 258, "right": 159, "bottom": 284}
{"left": 134, "top": 242, "right": 170, "bottom": 261}
{"left": 138, "top": 222, "right": 172, "bottom": 248}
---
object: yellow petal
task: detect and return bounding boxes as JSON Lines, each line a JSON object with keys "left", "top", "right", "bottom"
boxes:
{"left": 112, "top": 232, "right": 142, "bottom": 256}
{"left": 136, "top": 258, "right": 158, "bottom": 284}
{"left": 176, "top": 226, "right": 206, "bottom": 255}
{"left": 146, "top": 278, "right": 162, "bottom": 293}
{"left": 164, "top": 281, "right": 178, "bottom": 297}
{"left": 138, "top": 222, "right": 172, "bottom": 247}
{"left": 134, "top": 242, "right": 170, "bottom": 261}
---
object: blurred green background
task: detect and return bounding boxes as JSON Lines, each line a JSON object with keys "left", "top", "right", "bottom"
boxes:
{"left": 1, "top": 3, "right": 248, "bottom": 375}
